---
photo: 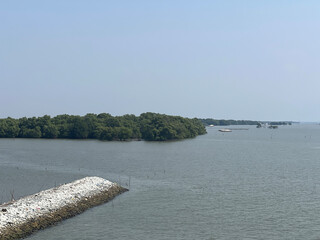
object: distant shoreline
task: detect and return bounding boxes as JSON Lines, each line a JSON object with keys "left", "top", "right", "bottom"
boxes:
{"left": 200, "top": 118, "right": 293, "bottom": 126}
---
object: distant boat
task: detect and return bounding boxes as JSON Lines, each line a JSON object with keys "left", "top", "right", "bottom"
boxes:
{"left": 219, "top": 129, "right": 232, "bottom": 132}
{"left": 209, "top": 124, "right": 214, "bottom": 127}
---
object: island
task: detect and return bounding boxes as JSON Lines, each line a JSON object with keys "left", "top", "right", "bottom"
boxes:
{"left": 199, "top": 118, "right": 259, "bottom": 126}
{"left": 0, "top": 112, "right": 206, "bottom": 141}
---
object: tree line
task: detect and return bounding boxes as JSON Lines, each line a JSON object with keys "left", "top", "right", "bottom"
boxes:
{"left": 269, "top": 121, "right": 292, "bottom": 125}
{"left": 0, "top": 112, "right": 206, "bottom": 141}
{"left": 200, "top": 118, "right": 259, "bottom": 126}
{"left": 200, "top": 118, "right": 293, "bottom": 127}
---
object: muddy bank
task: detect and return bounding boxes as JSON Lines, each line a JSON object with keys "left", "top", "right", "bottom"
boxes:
{"left": 0, "top": 177, "right": 128, "bottom": 240}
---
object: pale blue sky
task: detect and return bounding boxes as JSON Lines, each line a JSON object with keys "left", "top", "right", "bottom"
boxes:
{"left": 1, "top": 1, "right": 320, "bottom": 121}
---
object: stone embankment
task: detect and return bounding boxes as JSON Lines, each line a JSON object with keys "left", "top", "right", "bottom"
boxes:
{"left": 0, "top": 176, "right": 128, "bottom": 240}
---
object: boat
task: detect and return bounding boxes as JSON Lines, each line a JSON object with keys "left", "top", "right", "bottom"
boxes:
{"left": 219, "top": 129, "right": 232, "bottom": 132}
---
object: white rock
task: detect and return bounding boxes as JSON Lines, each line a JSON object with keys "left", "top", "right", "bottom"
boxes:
{"left": 0, "top": 176, "right": 117, "bottom": 235}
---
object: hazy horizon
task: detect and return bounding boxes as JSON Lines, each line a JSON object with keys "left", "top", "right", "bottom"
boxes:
{"left": 2, "top": 1, "right": 320, "bottom": 122}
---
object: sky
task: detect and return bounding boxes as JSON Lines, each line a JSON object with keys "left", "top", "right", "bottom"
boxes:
{"left": 1, "top": 1, "right": 320, "bottom": 121}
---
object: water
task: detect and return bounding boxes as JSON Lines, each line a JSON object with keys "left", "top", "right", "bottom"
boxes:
{"left": 1, "top": 124, "right": 320, "bottom": 239}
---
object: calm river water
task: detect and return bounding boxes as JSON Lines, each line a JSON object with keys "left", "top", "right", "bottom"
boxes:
{"left": 1, "top": 124, "right": 320, "bottom": 239}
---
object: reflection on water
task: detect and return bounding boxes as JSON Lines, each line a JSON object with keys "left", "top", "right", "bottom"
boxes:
{"left": 1, "top": 124, "right": 320, "bottom": 239}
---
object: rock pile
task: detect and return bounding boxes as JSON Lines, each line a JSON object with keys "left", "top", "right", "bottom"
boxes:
{"left": 0, "top": 176, "right": 127, "bottom": 240}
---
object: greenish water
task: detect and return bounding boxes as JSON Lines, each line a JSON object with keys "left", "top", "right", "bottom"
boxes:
{"left": 1, "top": 124, "right": 320, "bottom": 239}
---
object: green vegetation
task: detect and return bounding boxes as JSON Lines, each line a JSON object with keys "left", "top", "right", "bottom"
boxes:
{"left": 269, "top": 121, "right": 292, "bottom": 125}
{"left": 0, "top": 113, "right": 206, "bottom": 141}
{"left": 201, "top": 118, "right": 292, "bottom": 127}
{"left": 200, "top": 118, "right": 259, "bottom": 126}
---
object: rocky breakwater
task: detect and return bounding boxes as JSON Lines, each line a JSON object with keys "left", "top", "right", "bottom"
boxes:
{"left": 0, "top": 176, "right": 128, "bottom": 240}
